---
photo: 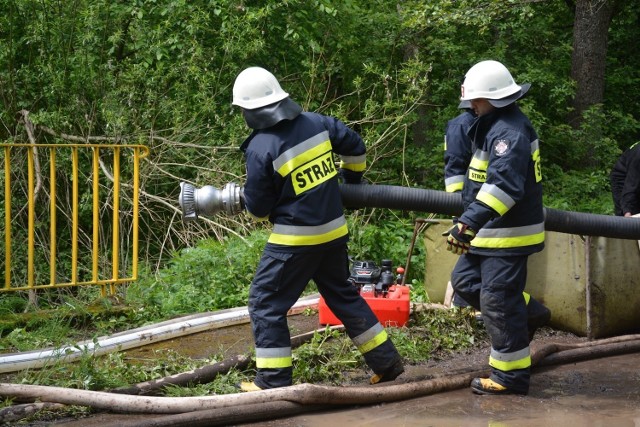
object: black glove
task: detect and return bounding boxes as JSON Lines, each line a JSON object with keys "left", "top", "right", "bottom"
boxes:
{"left": 339, "top": 168, "right": 362, "bottom": 184}
{"left": 445, "top": 222, "right": 476, "bottom": 255}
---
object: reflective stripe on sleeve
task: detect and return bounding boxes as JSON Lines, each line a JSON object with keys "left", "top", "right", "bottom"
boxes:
{"left": 469, "top": 149, "right": 489, "bottom": 171}
{"left": 445, "top": 175, "right": 465, "bottom": 192}
{"left": 339, "top": 154, "right": 366, "bottom": 172}
{"left": 255, "top": 347, "right": 292, "bottom": 369}
{"left": 352, "top": 323, "right": 388, "bottom": 354}
{"left": 476, "top": 183, "right": 516, "bottom": 216}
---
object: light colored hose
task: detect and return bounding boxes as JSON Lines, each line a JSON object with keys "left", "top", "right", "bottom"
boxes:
{"left": 0, "top": 296, "right": 319, "bottom": 374}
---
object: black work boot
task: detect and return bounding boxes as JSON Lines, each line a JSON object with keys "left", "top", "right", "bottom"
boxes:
{"left": 370, "top": 358, "right": 405, "bottom": 384}
{"left": 527, "top": 301, "right": 551, "bottom": 342}
{"left": 471, "top": 378, "right": 527, "bottom": 395}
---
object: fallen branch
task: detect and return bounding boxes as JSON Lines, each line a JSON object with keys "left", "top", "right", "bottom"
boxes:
{"left": 0, "top": 402, "right": 66, "bottom": 424}
{"left": 110, "top": 354, "right": 251, "bottom": 396}
{"left": 110, "top": 326, "right": 344, "bottom": 396}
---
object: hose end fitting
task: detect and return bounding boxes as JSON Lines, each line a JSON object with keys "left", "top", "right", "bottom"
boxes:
{"left": 179, "top": 182, "right": 244, "bottom": 221}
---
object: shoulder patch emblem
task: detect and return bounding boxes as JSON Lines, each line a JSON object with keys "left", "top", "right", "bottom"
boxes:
{"left": 494, "top": 139, "right": 509, "bottom": 156}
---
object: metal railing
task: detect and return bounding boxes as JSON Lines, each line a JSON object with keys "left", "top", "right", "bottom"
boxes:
{"left": 1, "top": 143, "right": 149, "bottom": 296}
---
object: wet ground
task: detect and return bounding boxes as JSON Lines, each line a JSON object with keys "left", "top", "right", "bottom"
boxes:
{"left": 14, "top": 312, "right": 640, "bottom": 426}
{"left": 241, "top": 352, "right": 640, "bottom": 427}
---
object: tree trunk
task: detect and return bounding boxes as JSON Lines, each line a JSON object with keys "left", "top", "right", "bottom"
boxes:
{"left": 569, "top": 0, "right": 617, "bottom": 128}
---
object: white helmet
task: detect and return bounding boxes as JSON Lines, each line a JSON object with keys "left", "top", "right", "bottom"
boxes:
{"left": 232, "top": 67, "right": 290, "bottom": 110}
{"left": 461, "top": 60, "right": 528, "bottom": 107}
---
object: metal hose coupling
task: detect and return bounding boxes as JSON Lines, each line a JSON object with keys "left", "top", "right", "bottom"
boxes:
{"left": 179, "top": 182, "right": 244, "bottom": 221}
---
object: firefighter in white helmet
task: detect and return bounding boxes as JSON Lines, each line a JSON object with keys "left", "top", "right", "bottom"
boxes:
{"left": 443, "top": 60, "right": 550, "bottom": 395}
{"left": 233, "top": 66, "right": 403, "bottom": 391}
{"left": 444, "top": 72, "right": 552, "bottom": 341}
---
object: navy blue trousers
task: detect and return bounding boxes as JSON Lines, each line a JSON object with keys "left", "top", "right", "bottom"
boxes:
{"left": 451, "top": 253, "right": 530, "bottom": 393}
{"left": 249, "top": 244, "right": 400, "bottom": 388}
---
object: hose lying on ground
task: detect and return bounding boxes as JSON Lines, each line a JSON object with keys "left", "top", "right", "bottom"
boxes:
{"left": 0, "top": 296, "right": 320, "bottom": 375}
{"left": 2, "top": 334, "right": 640, "bottom": 426}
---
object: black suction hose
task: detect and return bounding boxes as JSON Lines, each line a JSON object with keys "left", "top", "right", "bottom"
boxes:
{"left": 339, "top": 184, "right": 640, "bottom": 240}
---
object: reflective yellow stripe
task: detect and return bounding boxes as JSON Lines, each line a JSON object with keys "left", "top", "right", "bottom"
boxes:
{"left": 469, "top": 150, "right": 488, "bottom": 171}
{"left": 531, "top": 139, "right": 542, "bottom": 183}
{"left": 446, "top": 182, "right": 464, "bottom": 192}
{"left": 275, "top": 139, "right": 333, "bottom": 177}
{"left": 532, "top": 148, "right": 542, "bottom": 183}
{"left": 256, "top": 356, "right": 293, "bottom": 369}
{"left": 478, "top": 183, "right": 515, "bottom": 214}
{"left": 445, "top": 175, "right": 464, "bottom": 192}
{"left": 473, "top": 223, "right": 545, "bottom": 248}
{"left": 489, "top": 355, "right": 531, "bottom": 371}
{"left": 476, "top": 191, "right": 509, "bottom": 216}
{"left": 489, "top": 347, "right": 531, "bottom": 371}
{"left": 255, "top": 347, "right": 292, "bottom": 369}
{"left": 352, "top": 323, "right": 388, "bottom": 354}
{"left": 268, "top": 221, "right": 348, "bottom": 246}
{"left": 472, "top": 231, "right": 545, "bottom": 248}
{"left": 357, "top": 329, "right": 388, "bottom": 354}
{"left": 523, "top": 291, "right": 531, "bottom": 305}
{"left": 339, "top": 154, "right": 366, "bottom": 172}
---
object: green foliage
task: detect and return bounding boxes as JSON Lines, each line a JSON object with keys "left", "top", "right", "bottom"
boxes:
{"left": 11, "top": 344, "right": 221, "bottom": 392}
{"left": 347, "top": 215, "right": 427, "bottom": 288}
{"left": 291, "top": 307, "right": 485, "bottom": 385}
{"left": 125, "top": 229, "right": 268, "bottom": 317}
{"left": 293, "top": 327, "right": 362, "bottom": 385}
{"left": 405, "top": 308, "right": 483, "bottom": 358}
{"left": 162, "top": 368, "right": 248, "bottom": 397}
{"left": 3, "top": 0, "right": 639, "bottom": 286}
{"left": 544, "top": 166, "right": 614, "bottom": 214}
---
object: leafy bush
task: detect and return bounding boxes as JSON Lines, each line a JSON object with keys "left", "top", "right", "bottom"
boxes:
{"left": 125, "top": 229, "right": 269, "bottom": 317}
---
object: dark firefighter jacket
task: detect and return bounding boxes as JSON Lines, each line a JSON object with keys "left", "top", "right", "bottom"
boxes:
{"left": 444, "top": 110, "right": 475, "bottom": 192}
{"left": 459, "top": 103, "right": 545, "bottom": 256}
{"left": 240, "top": 111, "right": 366, "bottom": 253}
{"left": 610, "top": 142, "right": 640, "bottom": 216}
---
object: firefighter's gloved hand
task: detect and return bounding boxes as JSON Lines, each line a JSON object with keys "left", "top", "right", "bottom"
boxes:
{"left": 446, "top": 222, "right": 476, "bottom": 255}
{"left": 339, "top": 168, "right": 363, "bottom": 184}
{"left": 441, "top": 217, "right": 459, "bottom": 237}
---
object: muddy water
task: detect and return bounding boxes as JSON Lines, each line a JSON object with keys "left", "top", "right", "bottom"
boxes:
{"left": 246, "top": 352, "right": 640, "bottom": 427}
{"left": 124, "top": 311, "right": 318, "bottom": 361}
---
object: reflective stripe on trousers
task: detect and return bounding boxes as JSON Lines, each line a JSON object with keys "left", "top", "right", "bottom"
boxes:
{"left": 249, "top": 244, "right": 400, "bottom": 389}
{"left": 451, "top": 253, "right": 531, "bottom": 393}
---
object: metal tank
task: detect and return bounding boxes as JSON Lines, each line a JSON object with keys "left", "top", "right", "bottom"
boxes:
{"left": 423, "top": 220, "right": 640, "bottom": 339}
